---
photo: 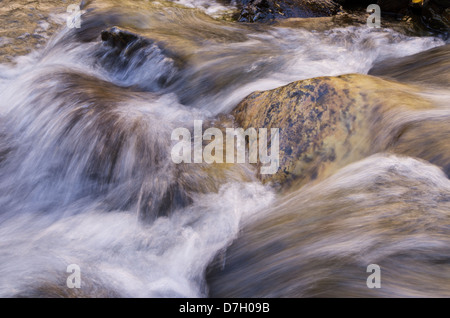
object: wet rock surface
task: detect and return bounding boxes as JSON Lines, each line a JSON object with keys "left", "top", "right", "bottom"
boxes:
{"left": 235, "top": 0, "right": 343, "bottom": 22}
{"left": 232, "top": 73, "right": 450, "bottom": 189}
{"left": 418, "top": 0, "right": 450, "bottom": 34}
{"left": 0, "top": 0, "right": 80, "bottom": 64}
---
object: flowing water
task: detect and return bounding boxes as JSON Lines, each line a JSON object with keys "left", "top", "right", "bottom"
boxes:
{"left": 0, "top": 0, "right": 448, "bottom": 297}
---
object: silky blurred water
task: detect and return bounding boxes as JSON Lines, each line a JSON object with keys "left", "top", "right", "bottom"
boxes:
{"left": 0, "top": 0, "right": 448, "bottom": 297}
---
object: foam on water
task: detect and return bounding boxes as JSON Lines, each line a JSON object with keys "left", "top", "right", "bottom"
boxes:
{"left": 0, "top": 182, "right": 274, "bottom": 297}
{"left": 211, "top": 26, "right": 445, "bottom": 112}
{"left": 167, "top": 0, "right": 237, "bottom": 17}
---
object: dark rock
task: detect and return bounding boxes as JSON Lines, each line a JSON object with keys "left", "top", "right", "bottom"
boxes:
{"left": 345, "top": 0, "right": 449, "bottom": 35}
{"left": 378, "top": 0, "right": 410, "bottom": 14}
{"left": 100, "top": 27, "right": 150, "bottom": 56}
{"left": 330, "top": 1, "right": 450, "bottom": 36}
{"left": 235, "top": 0, "right": 343, "bottom": 23}
{"left": 334, "top": 0, "right": 374, "bottom": 8}
{"left": 419, "top": 0, "right": 450, "bottom": 33}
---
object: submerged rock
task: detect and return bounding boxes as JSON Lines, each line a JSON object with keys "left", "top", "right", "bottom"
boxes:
{"left": 1, "top": 69, "right": 255, "bottom": 224}
{"left": 273, "top": 10, "right": 419, "bottom": 35}
{"left": 369, "top": 44, "right": 450, "bottom": 88}
{"left": 207, "top": 154, "right": 450, "bottom": 297}
{"left": 232, "top": 73, "right": 450, "bottom": 189}
{"left": 0, "top": 0, "right": 81, "bottom": 64}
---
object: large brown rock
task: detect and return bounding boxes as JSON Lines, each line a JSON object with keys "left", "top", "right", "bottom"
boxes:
{"left": 232, "top": 73, "right": 450, "bottom": 189}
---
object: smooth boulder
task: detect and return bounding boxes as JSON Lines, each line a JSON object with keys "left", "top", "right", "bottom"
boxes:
{"left": 232, "top": 73, "right": 450, "bottom": 189}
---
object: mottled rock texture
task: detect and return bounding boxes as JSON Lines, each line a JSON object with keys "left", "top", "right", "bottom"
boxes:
{"left": 232, "top": 74, "right": 449, "bottom": 189}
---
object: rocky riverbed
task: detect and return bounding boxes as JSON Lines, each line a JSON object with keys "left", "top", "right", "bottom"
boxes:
{"left": 0, "top": 0, "right": 448, "bottom": 297}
